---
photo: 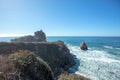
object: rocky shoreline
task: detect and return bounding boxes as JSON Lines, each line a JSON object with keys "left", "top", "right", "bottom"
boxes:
{"left": 0, "top": 30, "right": 90, "bottom": 80}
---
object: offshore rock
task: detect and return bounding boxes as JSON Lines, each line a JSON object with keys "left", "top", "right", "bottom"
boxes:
{"left": 11, "top": 30, "right": 46, "bottom": 42}
{"left": 80, "top": 42, "right": 88, "bottom": 50}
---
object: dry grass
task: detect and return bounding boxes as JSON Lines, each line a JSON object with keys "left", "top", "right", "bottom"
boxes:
{"left": 58, "top": 73, "right": 90, "bottom": 80}
{"left": 0, "top": 50, "right": 54, "bottom": 80}
{"left": 0, "top": 55, "right": 18, "bottom": 80}
{"left": 10, "top": 50, "right": 35, "bottom": 68}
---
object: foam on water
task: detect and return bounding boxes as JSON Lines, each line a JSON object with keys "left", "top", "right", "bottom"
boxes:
{"left": 67, "top": 44, "right": 120, "bottom": 80}
{"left": 103, "top": 45, "right": 120, "bottom": 50}
{"left": 103, "top": 46, "right": 113, "bottom": 49}
{"left": 116, "top": 48, "right": 120, "bottom": 50}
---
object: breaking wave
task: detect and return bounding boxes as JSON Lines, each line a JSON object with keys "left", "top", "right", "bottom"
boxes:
{"left": 103, "top": 46, "right": 113, "bottom": 49}
{"left": 103, "top": 45, "right": 120, "bottom": 50}
{"left": 67, "top": 44, "right": 120, "bottom": 80}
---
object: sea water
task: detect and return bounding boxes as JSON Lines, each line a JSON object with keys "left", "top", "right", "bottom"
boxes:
{"left": 0, "top": 37, "right": 120, "bottom": 80}
{"left": 47, "top": 36, "right": 120, "bottom": 80}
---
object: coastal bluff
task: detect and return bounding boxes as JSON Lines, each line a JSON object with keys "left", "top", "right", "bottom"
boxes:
{"left": 0, "top": 41, "right": 75, "bottom": 77}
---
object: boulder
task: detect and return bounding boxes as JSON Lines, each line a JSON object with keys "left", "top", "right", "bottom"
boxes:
{"left": 80, "top": 42, "right": 88, "bottom": 50}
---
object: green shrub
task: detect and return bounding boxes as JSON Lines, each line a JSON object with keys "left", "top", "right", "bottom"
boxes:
{"left": 10, "top": 50, "right": 34, "bottom": 67}
{"left": 9, "top": 50, "right": 54, "bottom": 80}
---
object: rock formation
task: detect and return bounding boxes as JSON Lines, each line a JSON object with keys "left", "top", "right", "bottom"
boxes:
{"left": 11, "top": 30, "right": 46, "bottom": 42}
{"left": 80, "top": 42, "right": 88, "bottom": 50}
{"left": 0, "top": 41, "right": 75, "bottom": 77}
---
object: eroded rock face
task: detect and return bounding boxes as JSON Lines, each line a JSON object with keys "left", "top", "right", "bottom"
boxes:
{"left": 80, "top": 42, "right": 88, "bottom": 50}
{"left": 11, "top": 30, "right": 46, "bottom": 42}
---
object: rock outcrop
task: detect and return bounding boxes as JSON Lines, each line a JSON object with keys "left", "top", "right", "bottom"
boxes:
{"left": 80, "top": 42, "right": 88, "bottom": 50}
{"left": 0, "top": 41, "right": 75, "bottom": 77}
{"left": 11, "top": 30, "right": 46, "bottom": 42}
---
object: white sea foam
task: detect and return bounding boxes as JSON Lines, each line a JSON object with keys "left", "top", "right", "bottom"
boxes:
{"left": 116, "top": 48, "right": 120, "bottom": 50}
{"left": 67, "top": 44, "right": 120, "bottom": 80}
{"left": 103, "top": 46, "right": 113, "bottom": 49}
{"left": 103, "top": 45, "right": 120, "bottom": 50}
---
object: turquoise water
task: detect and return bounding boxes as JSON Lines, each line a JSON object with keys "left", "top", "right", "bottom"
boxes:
{"left": 0, "top": 37, "right": 120, "bottom": 80}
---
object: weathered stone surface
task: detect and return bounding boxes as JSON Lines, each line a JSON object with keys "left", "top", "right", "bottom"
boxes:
{"left": 34, "top": 30, "right": 46, "bottom": 42}
{"left": 80, "top": 42, "right": 88, "bottom": 50}
{"left": 11, "top": 30, "right": 46, "bottom": 42}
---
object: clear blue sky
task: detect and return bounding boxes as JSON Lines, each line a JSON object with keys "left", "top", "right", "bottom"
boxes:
{"left": 0, "top": 0, "right": 120, "bottom": 36}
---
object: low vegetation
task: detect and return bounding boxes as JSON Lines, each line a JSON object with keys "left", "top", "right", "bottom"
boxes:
{"left": 0, "top": 50, "right": 54, "bottom": 80}
{"left": 58, "top": 73, "right": 90, "bottom": 80}
{"left": 10, "top": 50, "right": 34, "bottom": 67}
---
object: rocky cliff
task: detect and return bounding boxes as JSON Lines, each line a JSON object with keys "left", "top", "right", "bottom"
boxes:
{"left": 0, "top": 41, "right": 75, "bottom": 77}
{"left": 11, "top": 30, "right": 46, "bottom": 42}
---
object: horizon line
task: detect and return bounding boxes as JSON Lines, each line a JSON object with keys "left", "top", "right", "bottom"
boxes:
{"left": 0, "top": 35, "right": 120, "bottom": 37}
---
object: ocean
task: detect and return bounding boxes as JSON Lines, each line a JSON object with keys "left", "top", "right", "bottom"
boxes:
{"left": 0, "top": 37, "right": 120, "bottom": 80}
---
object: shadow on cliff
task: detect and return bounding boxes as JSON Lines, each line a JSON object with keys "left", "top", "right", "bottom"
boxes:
{"left": 68, "top": 52, "right": 80, "bottom": 73}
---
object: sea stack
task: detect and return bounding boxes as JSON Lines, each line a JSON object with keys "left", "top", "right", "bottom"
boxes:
{"left": 80, "top": 42, "right": 88, "bottom": 50}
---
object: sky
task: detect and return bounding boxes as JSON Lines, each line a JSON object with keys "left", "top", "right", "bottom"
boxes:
{"left": 0, "top": 0, "right": 120, "bottom": 37}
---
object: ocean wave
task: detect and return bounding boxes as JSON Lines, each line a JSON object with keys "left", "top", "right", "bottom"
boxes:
{"left": 86, "top": 57, "right": 120, "bottom": 63}
{"left": 68, "top": 45, "right": 120, "bottom": 63}
{"left": 103, "top": 46, "right": 113, "bottom": 49}
{"left": 67, "top": 44, "right": 120, "bottom": 80}
{"left": 103, "top": 45, "right": 120, "bottom": 50}
{"left": 116, "top": 48, "right": 120, "bottom": 50}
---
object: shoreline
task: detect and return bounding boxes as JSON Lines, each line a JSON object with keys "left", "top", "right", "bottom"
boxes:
{"left": 68, "top": 52, "right": 91, "bottom": 80}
